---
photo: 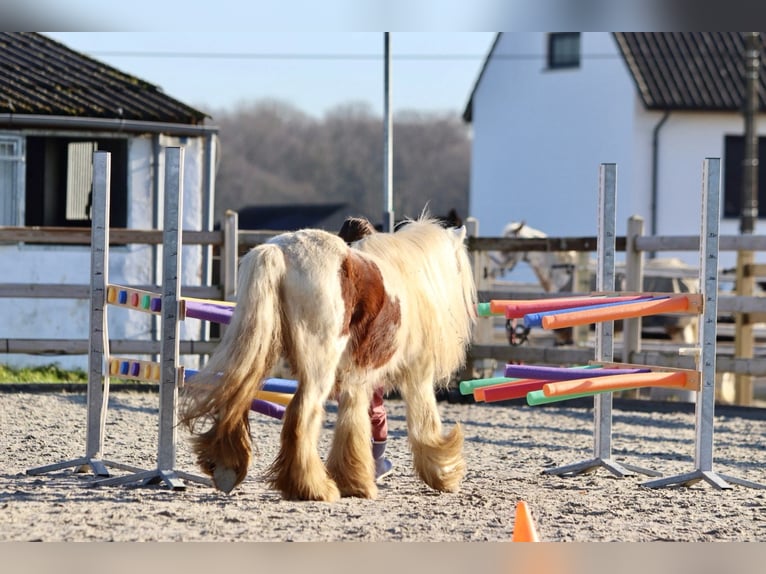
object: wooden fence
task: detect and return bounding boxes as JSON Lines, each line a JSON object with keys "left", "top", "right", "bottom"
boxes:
{"left": 2, "top": 212, "right": 766, "bottom": 403}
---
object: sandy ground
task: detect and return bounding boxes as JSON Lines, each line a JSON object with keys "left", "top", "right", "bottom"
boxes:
{"left": 2, "top": 389, "right": 766, "bottom": 543}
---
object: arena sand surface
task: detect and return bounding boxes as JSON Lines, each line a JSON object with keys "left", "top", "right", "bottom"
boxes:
{"left": 1, "top": 390, "right": 765, "bottom": 543}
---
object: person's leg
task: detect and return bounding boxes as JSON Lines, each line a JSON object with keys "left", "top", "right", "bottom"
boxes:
{"left": 369, "top": 387, "right": 393, "bottom": 480}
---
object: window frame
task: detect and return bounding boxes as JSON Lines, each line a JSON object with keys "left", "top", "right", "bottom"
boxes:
{"left": 24, "top": 134, "right": 129, "bottom": 228}
{"left": 547, "top": 32, "right": 581, "bottom": 70}
{"left": 0, "top": 135, "right": 26, "bottom": 226}
{"left": 723, "top": 134, "right": 766, "bottom": 220}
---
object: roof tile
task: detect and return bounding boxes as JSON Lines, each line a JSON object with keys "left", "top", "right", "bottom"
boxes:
{"left": 0, "top": 32, "right": 208, "bottom": 124}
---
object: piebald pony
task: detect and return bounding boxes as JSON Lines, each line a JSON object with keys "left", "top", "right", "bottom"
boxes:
{"left": 180, "top": 217, "right": 476, "bottom": 501}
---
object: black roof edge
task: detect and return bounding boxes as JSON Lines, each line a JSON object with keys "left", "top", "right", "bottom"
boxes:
{"left": 462, "top": 33, "right": 503, "bottom": 124}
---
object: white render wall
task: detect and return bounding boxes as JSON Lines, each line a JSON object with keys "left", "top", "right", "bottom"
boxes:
{"left": 468, "top": 33, "right": 637, "bottom": 240}
{"left": 0, "top": 134, "right": 206, "bottom": 370}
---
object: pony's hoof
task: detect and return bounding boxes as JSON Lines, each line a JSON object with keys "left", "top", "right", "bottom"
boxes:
{"left": 283, "top": 480, "right": 342, "bottom": 502}
{"left": 339, "top": 482, "right": 378, "bottom": 499}
{"left": 213, "top": 467, "right": 239, "bottom": 493}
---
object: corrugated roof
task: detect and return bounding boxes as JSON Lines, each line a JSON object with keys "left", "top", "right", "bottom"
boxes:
{"left": 0, "top": 32, "right": 208, "bottom": 125}
{"left": 463, "top": 33, "right": 766, "bottom": 122}
{"left": 614, "top": 32, "right": 766, "bottom": 111}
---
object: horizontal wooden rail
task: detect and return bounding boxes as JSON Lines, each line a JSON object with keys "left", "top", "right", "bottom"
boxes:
{"left": 1, "top": 338, "right": 220, "bottom": 355}
{"left": 469, "top": 234, "right": 766, "bottom": 254}
{"left": 0, "top": 226, "right": 223, "bottom": 246}
{"left": 0, "top": 284, "right": 222, "bottom": 300}
{"left": 634, "top": 234, "right": 766, "bottom": 252}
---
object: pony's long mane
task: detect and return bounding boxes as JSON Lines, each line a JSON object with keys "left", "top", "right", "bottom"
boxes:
{"left": 354, "top": 218, "right": 476, "bottom": 385}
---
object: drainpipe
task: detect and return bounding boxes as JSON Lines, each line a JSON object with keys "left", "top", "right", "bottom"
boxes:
{"left": 650, "top": 110, "right": 671, "bottom": 259}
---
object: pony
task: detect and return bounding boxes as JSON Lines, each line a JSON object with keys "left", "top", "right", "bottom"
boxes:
{"left": 488, "top": 221, "right": 576, "bottom": 292}
{"left": 180, "top": 216, "right": 477, "bottom": 501}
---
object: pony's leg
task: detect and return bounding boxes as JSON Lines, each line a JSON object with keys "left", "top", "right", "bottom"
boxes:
{"left": 398, "top": 368, "right": 465, "bottom": 493}
{"left": 266, "top": 346, "right": 342, "bottom": 502}
{"left": 326, "top": 383, "right": 377, "bottom": 499}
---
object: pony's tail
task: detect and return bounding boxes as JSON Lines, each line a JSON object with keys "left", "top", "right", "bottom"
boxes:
{"left": 180, "top": 243, "right": 286, "bottom": 493}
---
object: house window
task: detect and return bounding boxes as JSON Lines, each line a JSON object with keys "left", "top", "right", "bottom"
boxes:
{"left": 548, "top": 33, "right": 580, "bottom": 69}
{"left": 723, "top": 135, "right": 766, "bottom": 219}
{"left": 0, "top": 136, "right": 24, "bottom": 226}
{"left": 24, "top": 136, "right": 128, "bottom": 228}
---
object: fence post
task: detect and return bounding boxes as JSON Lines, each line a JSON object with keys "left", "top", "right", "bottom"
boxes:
{"left": 465, "top": 216, "right": 494, "bottom": 380}
{"left": 622, "top": 215, "right": 644, "bottom": 398}
{"left": 572, "top": 251, "right": 591, "bottom": 345}
{"left": 223, "top": 209, "right": 239, "bottom": 302}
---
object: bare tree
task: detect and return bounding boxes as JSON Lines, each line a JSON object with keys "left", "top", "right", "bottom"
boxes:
{"left": 211, "top": 99, "right": 471, "bottom": 230}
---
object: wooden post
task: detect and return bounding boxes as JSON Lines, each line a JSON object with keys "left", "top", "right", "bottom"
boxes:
{"left": 223, "top": 209, "right": 239, "bottom": 302}
{"left": 734, "top": 32, "right": 760, "bottom": 406}
{"left": 572, "top": 250, "right": 591, "bottom": 345}
{"left": 465, "top": 216, "right": 494, "bottom": 380}
{"left": 734, "top": 252, "right": 755, "bottom": 405}
{"left": 621, "top": 215, "right": 644, "bottom": 399}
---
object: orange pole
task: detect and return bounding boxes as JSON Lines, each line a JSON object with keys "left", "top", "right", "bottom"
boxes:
{"left": 489, "top": 296, "right": 588, "bottom": 316}
{"left": 540, "top": 296, "right": 693, "bottom": 330}
{"left": 541, "top": 371, "right": 698, "bottom": 397}
{"left": 500, "top": 295, "right": 650, "bottom": 318}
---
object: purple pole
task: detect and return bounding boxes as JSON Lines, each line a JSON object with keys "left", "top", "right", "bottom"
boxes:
{"left": 504, "top": 364, "right": 652, "bottom": 380}
{"left": 250, "top": 399, "right": 285, "bottom": 420}
{"left": 184, "top": 300, "right": 235, "bottom": 324}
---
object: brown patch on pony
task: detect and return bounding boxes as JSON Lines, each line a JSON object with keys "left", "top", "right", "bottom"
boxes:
{"left": 339, "top": 252, "right": 401, "bottom": 369}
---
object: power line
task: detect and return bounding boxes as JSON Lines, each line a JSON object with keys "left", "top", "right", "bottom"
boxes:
{"left": 87, "top": 50, "right": 625, "bottom": 61}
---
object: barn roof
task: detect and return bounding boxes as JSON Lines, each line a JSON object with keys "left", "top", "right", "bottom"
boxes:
{"left": 463, "top": 32, "right": 766, "bottom": 122}
{"left": 0, "top": 32, "right": 208, "bottom": 125}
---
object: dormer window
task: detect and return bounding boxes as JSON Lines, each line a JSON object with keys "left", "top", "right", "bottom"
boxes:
{"left": 548, "top": 33, "right": 580, "bottom": 69}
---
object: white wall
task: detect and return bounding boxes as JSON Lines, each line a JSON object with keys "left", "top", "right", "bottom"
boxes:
{"left": 0, "top": 135, "right": 207, "bottom": 371}
{"left": 469, "top": 32, "right": 637, "bottom": 241}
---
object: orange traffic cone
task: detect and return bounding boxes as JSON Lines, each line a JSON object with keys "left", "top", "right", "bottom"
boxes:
{"left": 512, "top": 500, "right": 540, "bottom": 542}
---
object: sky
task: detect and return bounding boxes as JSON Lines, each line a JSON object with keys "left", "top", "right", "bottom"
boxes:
{"left": 45, "top": 32, "right": 497, "bottom": 120}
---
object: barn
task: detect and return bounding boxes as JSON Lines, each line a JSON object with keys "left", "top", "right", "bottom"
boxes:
{"left": 0, "top": 32, "right": 219, "bottom": 369}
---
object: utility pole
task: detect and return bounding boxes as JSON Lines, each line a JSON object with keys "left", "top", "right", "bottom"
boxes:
{"left": 382, "top": 32, "right": 394, "bottom": 233}
{"left": 734, "top": 32, "right": 760, "bottom": 405}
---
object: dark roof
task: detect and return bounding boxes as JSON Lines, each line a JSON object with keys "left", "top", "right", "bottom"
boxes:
{"left": 614, "top": 32, "right": 766, "bottom": 111}
{"left": 235, "top": 203, "right": 348, "bottom": 231}
{"left": 463, "top": 32, "right": 766, "bottom": 122}
{"left": 0, "top": 32, "right": 208, "bottom": 125}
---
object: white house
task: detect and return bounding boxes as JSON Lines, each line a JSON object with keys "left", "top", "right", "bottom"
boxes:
{"left": 0, "top": 33, "right": 219, "bottom": 370}
{"left": 464, "top": 32, "right": 766, "bottom": 272}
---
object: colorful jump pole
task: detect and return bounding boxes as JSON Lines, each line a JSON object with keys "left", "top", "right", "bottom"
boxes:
{"left": 182, "top": 299, "right": 235, "bottom": 324}
{"left": 504, "top": 364, "right": 650, "bottom": 380}
{"left": 478, "top": 365, "right": 652, "bottom": 403}
{"left": 501, "top": 294, "right": 652, "bottom": 319}
{"left": 251, "top": 399, "right": 286, "bottom": 420}
{"left": 522, "top": 296, "right": 668, "bottom": 327}
{"left": 478, "top": 379, "right": 554, "bottom": 402}
{"left": 459, "top": 376, "right": 519, "bottom": 395}
{"left": 536, "top": 295, "right": 699, "bottom": 330}
{"left": 541, "top": 371, "right": 698, "bottom": 398}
